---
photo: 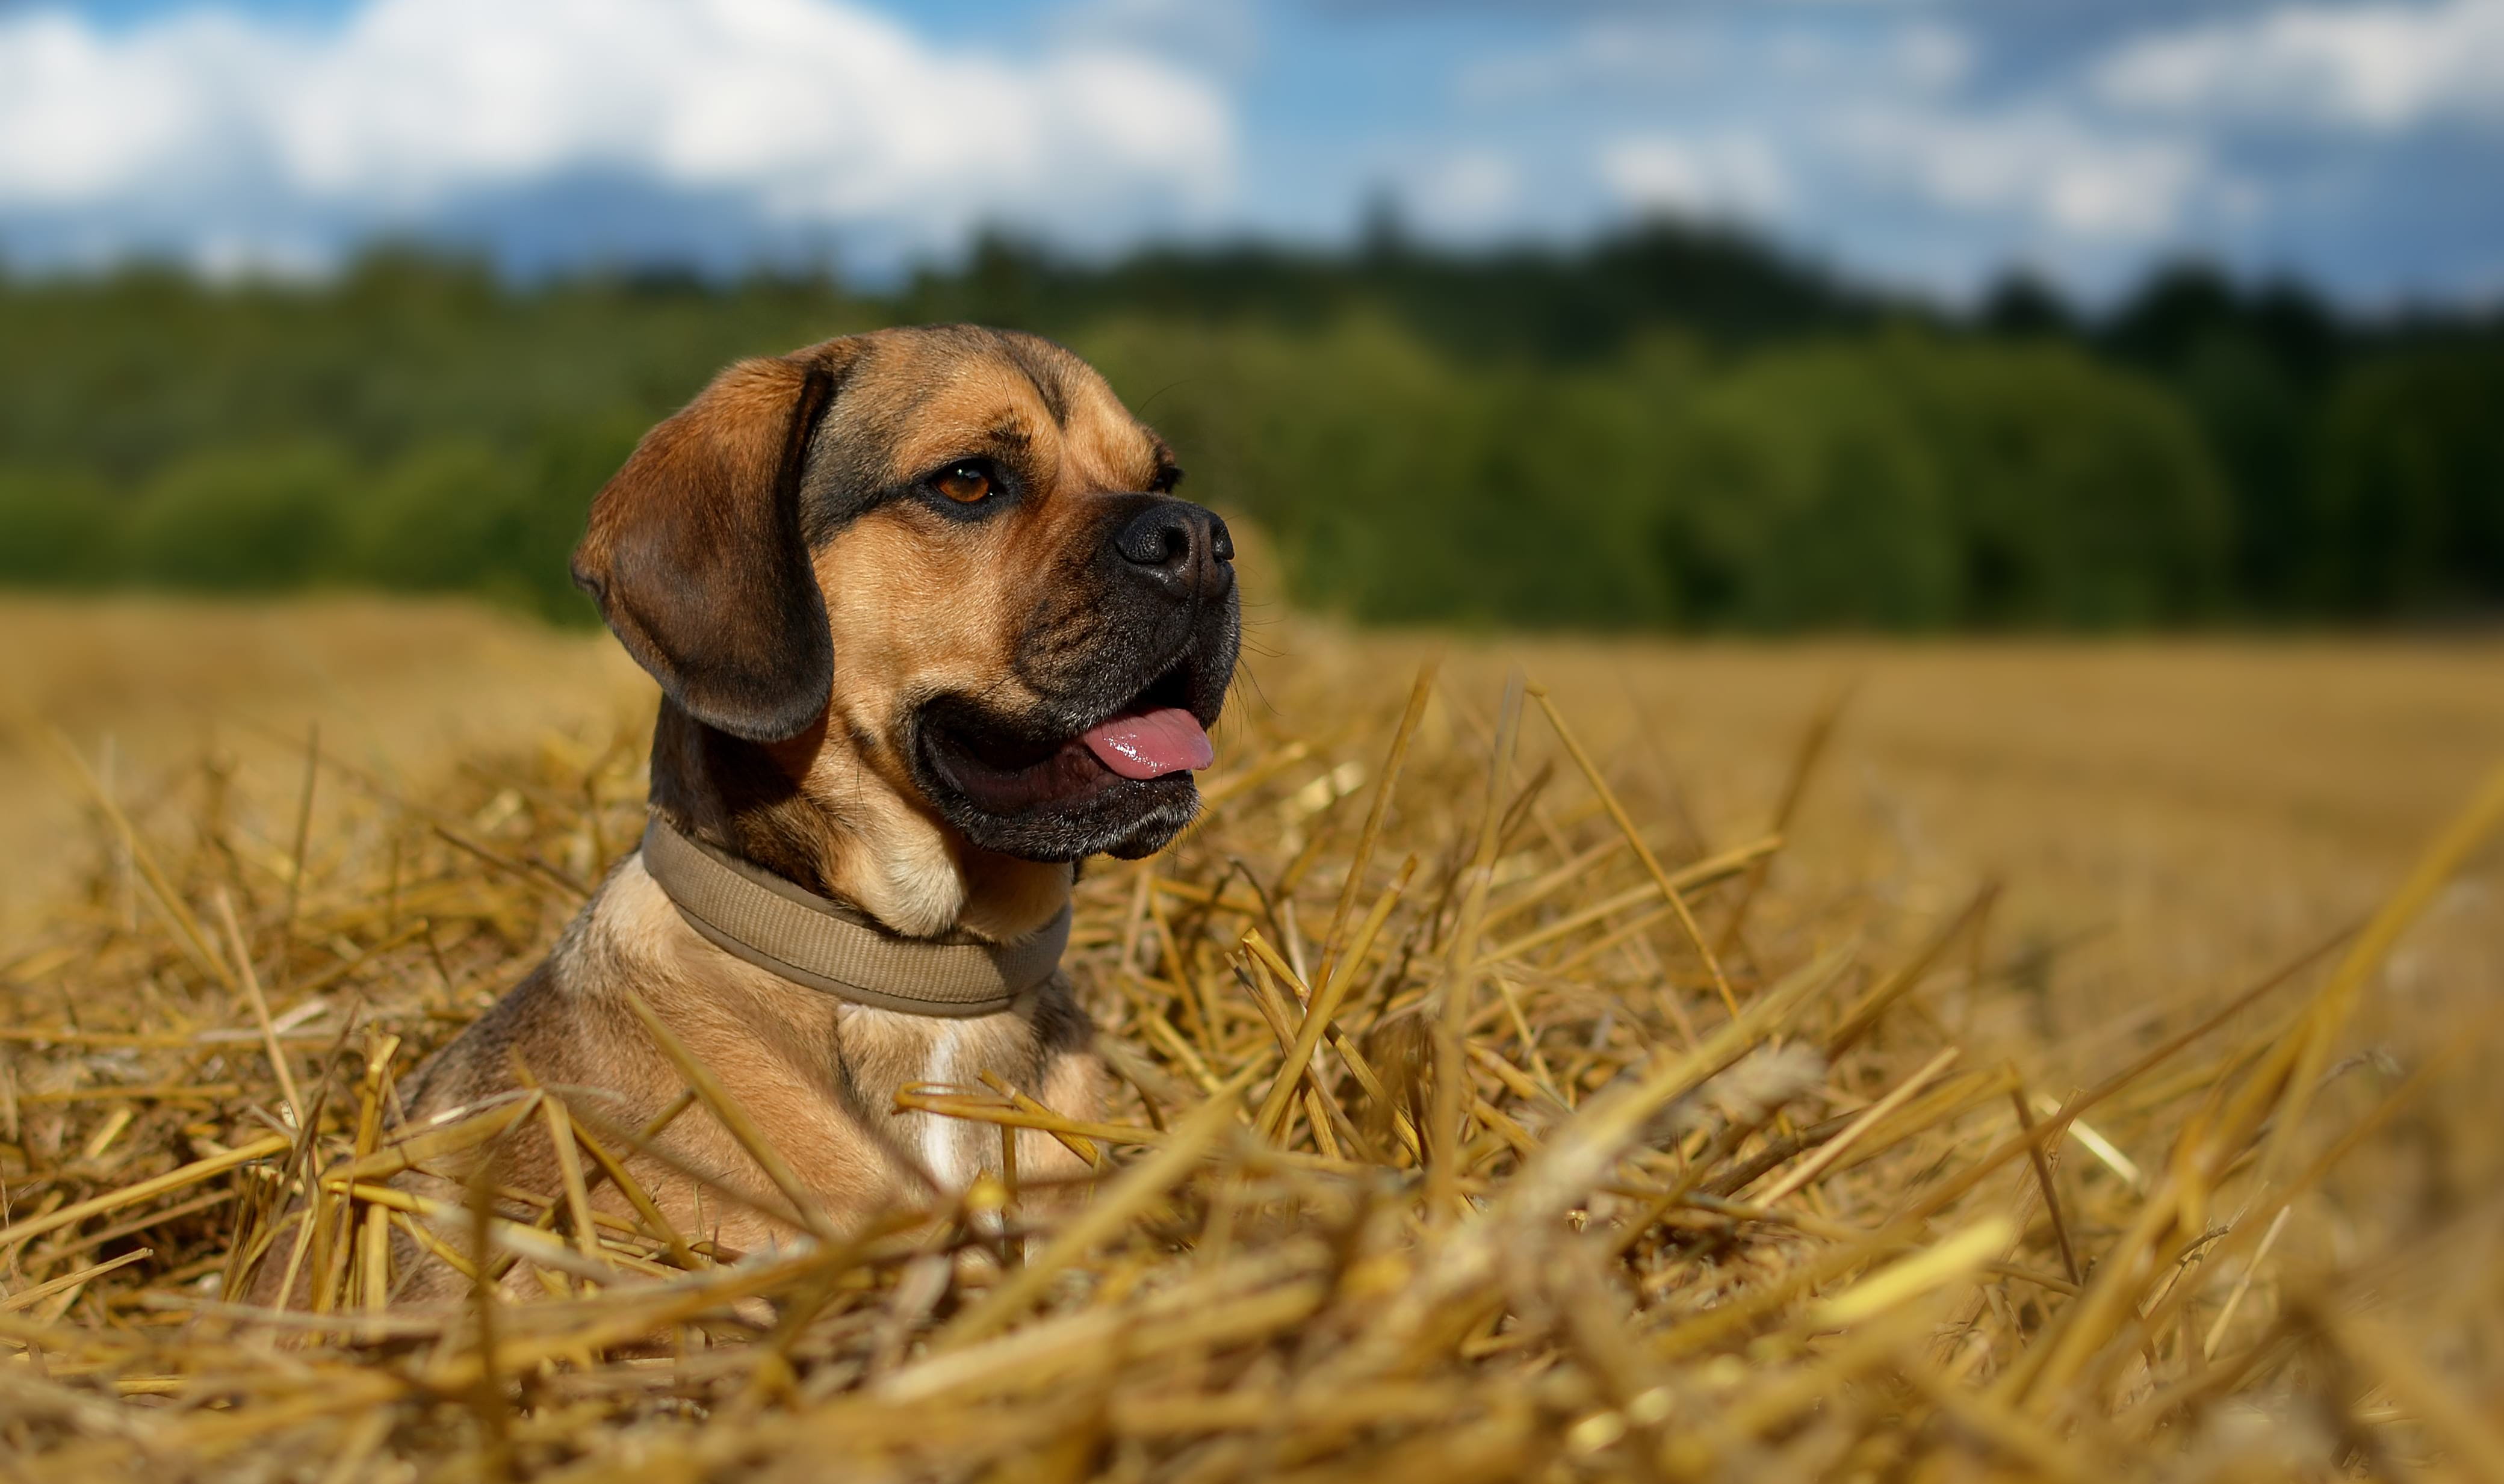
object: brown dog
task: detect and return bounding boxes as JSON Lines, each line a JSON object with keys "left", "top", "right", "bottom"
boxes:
{"left": 362, "top": 325, "right": 1237, "bottom": 1299}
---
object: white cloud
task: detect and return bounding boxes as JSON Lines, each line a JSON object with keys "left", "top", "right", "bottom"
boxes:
{"left": 1408, "top": 150, "right": 1522, "bottom": 235}
{"left": 1599, "top": 135, "right": 1790, "bottom": 222}
{"left": 1462, "top": 17, "right": 1972, "bottom": 107}
{"left": 1053, "top": 0, "right": 1262, "bottom": 76}
{"left": 1457, "top": 21, "right": 1715, "bottom": 106}
{"left": 1839, "top": 108, "right": 2213, "bottom": 241}
{"left": 1893, "top": 25, "right": 1975, "bottom": 93}
{"left": 2096, "top": 0, "right": 2504, "bottom": 131}
{"left": 0, "top": 0, "right": 1233, "bottom": 262}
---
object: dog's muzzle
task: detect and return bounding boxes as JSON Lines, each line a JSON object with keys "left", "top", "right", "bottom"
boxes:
{"left": 908, "top": 494, "right": 1241, "bottom": 864}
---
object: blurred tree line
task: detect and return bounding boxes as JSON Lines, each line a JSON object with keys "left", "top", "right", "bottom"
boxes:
{"left": 1, "top": 223, "right": 2496, "bottom": 631}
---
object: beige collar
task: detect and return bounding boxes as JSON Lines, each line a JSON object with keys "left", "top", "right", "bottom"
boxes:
{"left": 639, "top": 815, "right": 1068, "bottom": 1018}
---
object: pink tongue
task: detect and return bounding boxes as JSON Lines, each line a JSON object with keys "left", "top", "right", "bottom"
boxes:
{"left": 1082, "top": 707, "right": 1214, "bottom": 781}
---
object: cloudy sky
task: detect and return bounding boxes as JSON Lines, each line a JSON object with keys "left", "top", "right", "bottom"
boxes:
{"left": 4, "top": 0, "right": 2501, "bottom": 302}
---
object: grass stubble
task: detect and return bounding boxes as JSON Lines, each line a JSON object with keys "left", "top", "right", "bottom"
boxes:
{"left": 0, "top": 642, "right": 2500, "bottom": 1483}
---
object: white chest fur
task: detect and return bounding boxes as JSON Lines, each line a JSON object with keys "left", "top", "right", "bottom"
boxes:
{"left": 914, "top": 1019, "right": 973, "bottom": 1189}
{"left": 830, "top": 1005, "right": 997, "bottom": 1193}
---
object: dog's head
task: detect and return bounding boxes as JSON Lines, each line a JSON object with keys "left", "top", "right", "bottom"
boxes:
{"left": 572, "top": 326, "right": 1238, "bottom": 924}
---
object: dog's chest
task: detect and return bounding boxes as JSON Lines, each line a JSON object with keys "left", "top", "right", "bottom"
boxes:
{"left": 838, "top": 1009, "right": 1024, "bottom": 1192}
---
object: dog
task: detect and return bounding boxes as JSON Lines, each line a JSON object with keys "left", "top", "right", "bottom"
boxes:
{"left": 342, "top": 326, "right": 1238, "bottom": 1301}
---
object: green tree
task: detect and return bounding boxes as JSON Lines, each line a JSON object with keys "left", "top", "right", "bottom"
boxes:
{"left": 2308, "top": 345, "right": 2504, "bottom": 615}
{"left": 0, "top": 467, "right": 119, "bottom": 585}
{"left": 123, "top": 443, "right": 356, "bottom": 591}
{"left": 1650, "top": 336, "right": 2230, "bottom": 629}
{"left": 3, "top": 241, "right": 2497, "bottom": 630}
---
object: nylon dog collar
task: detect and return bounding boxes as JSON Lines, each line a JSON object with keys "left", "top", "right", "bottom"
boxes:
{"left": 640, "top": 815, "right": 1068, "bottom": 1018}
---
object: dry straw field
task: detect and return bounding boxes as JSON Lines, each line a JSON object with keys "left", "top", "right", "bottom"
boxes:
{"left": 1, "top": 595, "right": 2502, "bottom": 1482}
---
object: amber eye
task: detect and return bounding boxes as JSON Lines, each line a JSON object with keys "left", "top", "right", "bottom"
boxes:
{"left": 933, "top": 462, "right": 992, "bottom": 504}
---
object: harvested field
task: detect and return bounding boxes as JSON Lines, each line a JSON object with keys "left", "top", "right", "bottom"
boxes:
{"left": 1, "top": 595, "right": 2501, "bottom": 1482}
{"left": 0, "top": 595, "right": 643, "bottom": 938}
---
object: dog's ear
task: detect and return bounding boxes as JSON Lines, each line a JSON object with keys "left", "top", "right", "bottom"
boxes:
{"left": 572, "top": 348, "right": 849, "bottom": 743}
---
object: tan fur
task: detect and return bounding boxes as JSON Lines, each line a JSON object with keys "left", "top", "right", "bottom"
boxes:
{"left": 332, "top": 329, "right": 1179, "bottom": 1305}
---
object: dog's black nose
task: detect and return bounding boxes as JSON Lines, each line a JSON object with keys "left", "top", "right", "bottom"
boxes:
{"left": 1114, "top": 499, "right": 1233, "bottom": 598}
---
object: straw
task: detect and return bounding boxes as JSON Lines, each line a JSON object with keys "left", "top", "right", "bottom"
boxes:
{"left": 0, "top": 635, "right": 2491, "bottom": 1483}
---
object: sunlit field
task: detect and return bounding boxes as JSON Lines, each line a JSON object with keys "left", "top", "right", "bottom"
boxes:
{"left": 2, "top": 592, "right": 2500, "bottom": 1479}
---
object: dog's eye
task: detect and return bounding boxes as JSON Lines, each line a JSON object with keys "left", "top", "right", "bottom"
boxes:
{"left": 933, "top": 463, "right": 993, "bottom": 504}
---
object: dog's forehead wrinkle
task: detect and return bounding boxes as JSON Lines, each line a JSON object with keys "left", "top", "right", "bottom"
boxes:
{"left": 1061, "top": 409, "right": 1164, "bottom": 493}
{"left": 990, "top": 329, "right": 1076, "bottom": 428}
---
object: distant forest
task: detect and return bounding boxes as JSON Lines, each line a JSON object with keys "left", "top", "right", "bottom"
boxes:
{"left": 2, "top": 222, "right": 2498, "bottom": 631}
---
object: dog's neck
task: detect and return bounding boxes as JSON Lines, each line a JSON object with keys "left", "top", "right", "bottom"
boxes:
{"left": 645, "top": 701, "right": 1073, "bottom": 943}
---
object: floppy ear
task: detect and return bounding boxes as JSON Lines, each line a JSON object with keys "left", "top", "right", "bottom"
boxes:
{"left": 572, "top": 349, "right": 848, "bottom": 743}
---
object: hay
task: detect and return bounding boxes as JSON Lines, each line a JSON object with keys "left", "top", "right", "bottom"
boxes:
{"left": 2, "top": 651, "right": 2500, "bottom": 1483}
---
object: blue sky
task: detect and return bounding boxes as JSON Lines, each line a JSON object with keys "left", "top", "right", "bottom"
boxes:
{"left": 4, "top": 0, "right": 2502, "bottom": 304}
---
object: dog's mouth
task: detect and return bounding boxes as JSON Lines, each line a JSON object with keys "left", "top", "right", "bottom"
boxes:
{"left": 914, "top": 657, "right": 1213, "bottom": 824}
